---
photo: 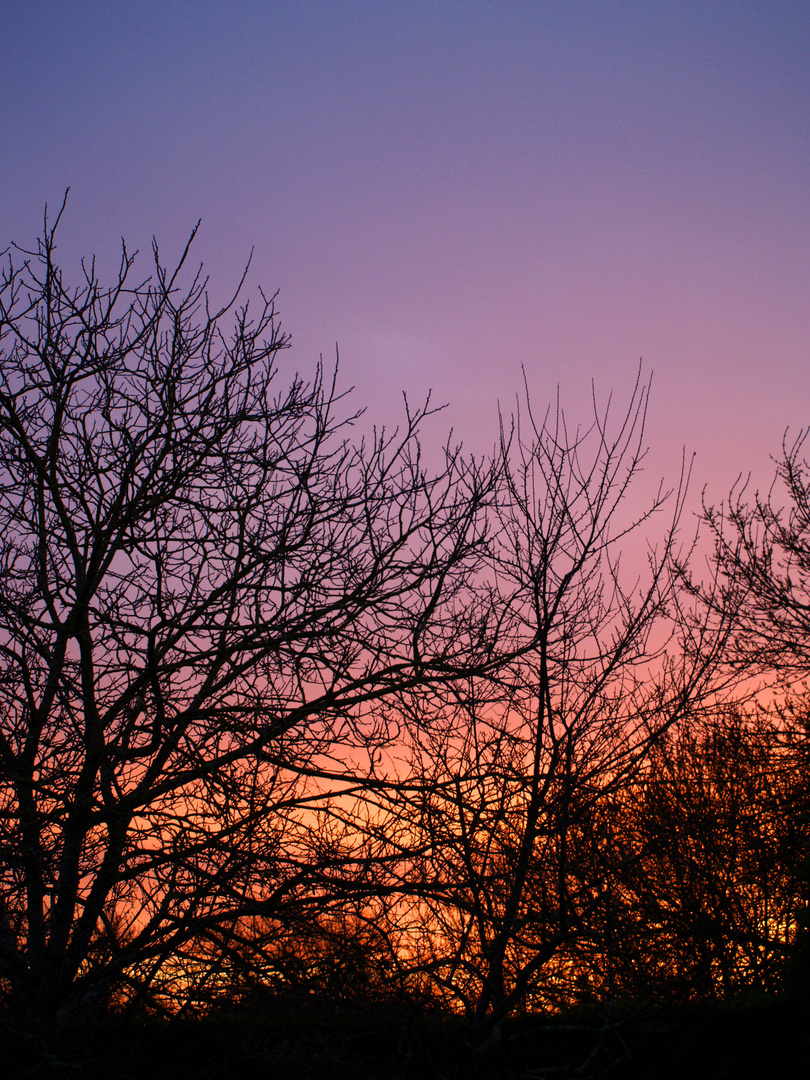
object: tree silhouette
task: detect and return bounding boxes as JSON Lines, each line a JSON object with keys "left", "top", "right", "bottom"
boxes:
{"left": 698, "top": 428, "right": 810, "bottom": 681}
{"left": 0, "top": 203, "right": 758, "bottom": 1033}
{"left": 610, "top": 706, "right": 804, "bottom": 1001}
{"left": 357, "top": 379, "right": 732, "bottom": 1037}
{"left": 0, "top": 202, "right": 503, "bottom": 1018}
{"left": 693, "top": 432, "right": 810, "bottom": 995}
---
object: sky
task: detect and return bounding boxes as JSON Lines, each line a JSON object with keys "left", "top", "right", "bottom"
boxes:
{"left": 2, "top": 0, "right": 809, "bottom": 532}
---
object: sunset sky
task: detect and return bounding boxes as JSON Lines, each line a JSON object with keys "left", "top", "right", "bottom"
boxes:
{"left": 3, "top": 1, "right": 809, "bottom": 527}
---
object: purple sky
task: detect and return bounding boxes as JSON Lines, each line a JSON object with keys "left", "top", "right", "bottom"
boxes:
{"left": 3, "top": 1, "right": 809, "bottom": 528}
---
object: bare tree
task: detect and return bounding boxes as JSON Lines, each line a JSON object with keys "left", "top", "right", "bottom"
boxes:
{"left": 607, "top": 704, "right": 805, "bottom": 1001}
{"left": 377, "top": 376, "right": 732, "bottom": 1039}
{"left": 696, "top": 428, "right": 810, "bottom": 684}
{"left": 690, "top": 429, "right": 810, "bottom": 990}
{"left": 0, "top": 202, "right": 502, "bottom": 1019}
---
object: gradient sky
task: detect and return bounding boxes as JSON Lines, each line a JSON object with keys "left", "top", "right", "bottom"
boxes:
{"left": 3, "top": 1, "right": 809, "bottom": 531}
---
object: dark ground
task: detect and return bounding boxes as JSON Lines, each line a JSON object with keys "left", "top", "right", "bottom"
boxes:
{"left": 1, "top": 997, "right": 806, "bottom": 1080}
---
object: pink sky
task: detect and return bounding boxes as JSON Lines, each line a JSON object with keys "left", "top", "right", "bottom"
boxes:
{"left": 3, "top": 1, "right": 809, "bottom": 538}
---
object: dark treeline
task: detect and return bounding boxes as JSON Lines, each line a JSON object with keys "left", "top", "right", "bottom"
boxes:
{"left": 1, "top": 207, "right": 809, "bottom": 1075}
